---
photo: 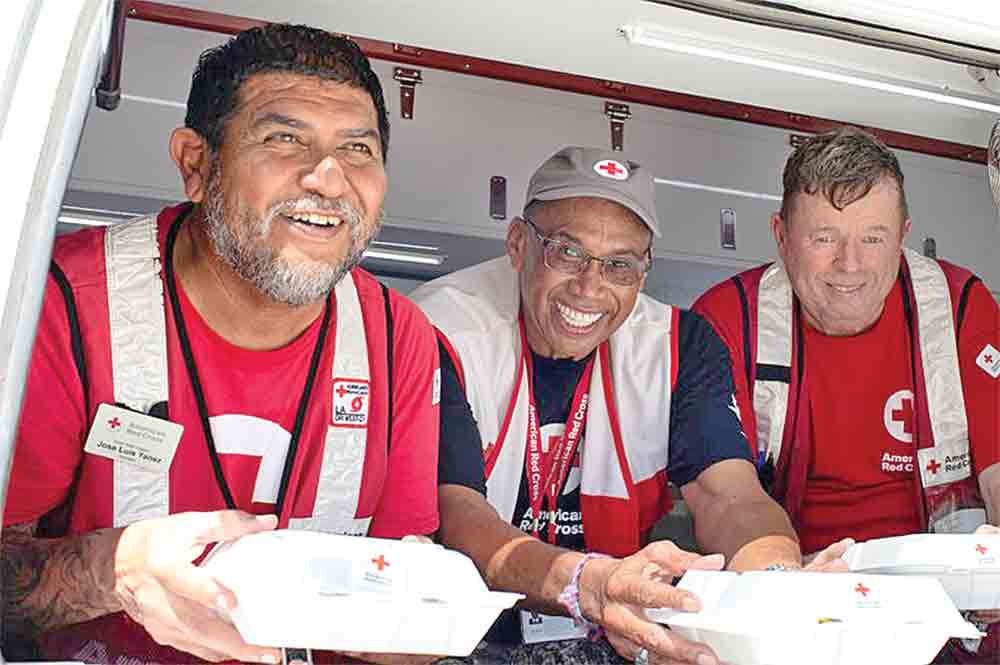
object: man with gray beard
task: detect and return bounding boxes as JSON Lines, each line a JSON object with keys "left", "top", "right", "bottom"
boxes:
{"left": 1, "top": 24, "right": 440, "bottom": 665}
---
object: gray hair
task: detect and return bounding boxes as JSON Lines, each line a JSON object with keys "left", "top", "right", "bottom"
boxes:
{"left": 780, "top": 126, "right": 908, "bottom": 222}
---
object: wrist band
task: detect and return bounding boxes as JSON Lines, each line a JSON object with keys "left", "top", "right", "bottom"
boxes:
{"left": 558, "top": 552, "right": 610, "bottom": 641}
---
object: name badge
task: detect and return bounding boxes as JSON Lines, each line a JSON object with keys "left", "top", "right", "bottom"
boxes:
{"left": 84, "top": 403, "right": 182, "bottom": 473}
{"left": 917, "top": 440, "right": 972, "bottom": 489}
{"left": 519, "top": 610, "right": 588, "bottom": 644}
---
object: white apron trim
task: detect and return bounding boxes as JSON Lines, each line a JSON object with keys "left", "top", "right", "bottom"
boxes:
{"left": 753, "top": 261, "right": 794, "bottom": 465}
{"left": 289, "top": 273, "right": 372, "bottom": 535}
{"left": 106, "top": 215, "right": 170, "bottom": 527}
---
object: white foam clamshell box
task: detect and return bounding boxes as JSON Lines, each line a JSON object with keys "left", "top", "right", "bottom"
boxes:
{"left": 845, "top": 534, "right": 1000, "bottom": 610}
{"left": 646, "top": 570, "right": 980, "bottom": 665}
{"left": 201, "top": 530, "right": 522, "bottom": 656}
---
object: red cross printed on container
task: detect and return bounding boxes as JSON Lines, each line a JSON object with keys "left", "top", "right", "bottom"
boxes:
{"left": 977, "top": 544, "right": 989, "bottom": 555}
{"left": 107, "top": 417, "right": 121, "bottom": 430}
{"left": 926, "top": 458, "right": 941, "bottom": 475}
{"left": 371, "top": 554, "right": 390, "bottom": 572}
{"left": 593, "top": 159, "right": 629, "bottom": 180}
{"left": 854, "top": 583, "right": 870, "bottom": 597}
{"left": 987, "top": 353, "right": 995, "bottom": 364}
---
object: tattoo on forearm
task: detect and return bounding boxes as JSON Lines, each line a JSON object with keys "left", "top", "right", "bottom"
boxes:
{"left": 1, "top": 522, "right": 118, "bottom": 651}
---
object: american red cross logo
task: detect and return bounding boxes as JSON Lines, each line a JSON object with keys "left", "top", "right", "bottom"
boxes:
{"left": 926, "top": 458, "right": 941, "bottom": 475}
{"left": 854, "top": 582, "right": 870, "bottom": 597}
{"left": 890, "top": 397, "right": 914, "bottom": 437}
{"left": 107, "top": 417, "right": 121, "bottom": 430}
{"left": 977, "top": 544, "right": 989, "bottom": 555}
{"left": 599, "top": 161, "right": 623, "bottom": 177}
{"left": 371, "top": 555, "right": 389, "bottom": 572}
{"left": 335, "top": 385, "right": 349, "bottom": 398}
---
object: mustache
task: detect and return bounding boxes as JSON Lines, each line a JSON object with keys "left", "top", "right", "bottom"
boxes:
{"left": 264, "top": 197, "right": 363, "bottom": 229}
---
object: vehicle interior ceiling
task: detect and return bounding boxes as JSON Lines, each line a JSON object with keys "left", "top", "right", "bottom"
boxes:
{"left": 62, "top": 1, "right": 1000, "bottom": 308}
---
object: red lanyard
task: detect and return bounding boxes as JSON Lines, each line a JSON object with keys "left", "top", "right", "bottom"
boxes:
{"left": 519, "top": 318, "right": 595, "bottom": 544}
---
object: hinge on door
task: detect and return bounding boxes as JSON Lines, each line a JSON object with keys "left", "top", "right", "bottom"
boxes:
{"left": 604, "top": 102, "right": 631, "bottom": 152}
{"left": 393, "top": 67, "right": 423, "bottom": 120}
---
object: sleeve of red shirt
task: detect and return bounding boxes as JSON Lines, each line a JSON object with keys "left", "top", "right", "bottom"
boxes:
{"left": 366, "top": 291, "right": 441, "bottom": 538}
{"left": 692, "top": 278, "right": 758, "bottom": 454}
{"left": 3, "top": 273, "right": 89, "bottom": 526}
{"left": 957, "top": 281, "right": 1000, "bottom": 477}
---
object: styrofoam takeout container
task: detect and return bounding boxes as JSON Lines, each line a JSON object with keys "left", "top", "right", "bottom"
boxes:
{"left": 201, "top": 530, "right": 522, "bottom": 656}
{"left": 845, "top": 534, "right": 1000, "bottom": 610}
{"left": 646, "top": 570, "right": 980, "bottom": 665}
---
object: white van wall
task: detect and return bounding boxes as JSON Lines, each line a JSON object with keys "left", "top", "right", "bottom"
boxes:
{"left": 66, "top": 20, "right": 1000, "bottom": 306}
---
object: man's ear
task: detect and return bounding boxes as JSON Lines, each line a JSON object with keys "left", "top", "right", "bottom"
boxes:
{"left": 506, "top": 218, "right": 528, "bottom": 272}
{"left": 169, "top": 128, "right": 213, "bottom": 203}
{"left": 771, "top": 212, "right": 788, "bottom": 257}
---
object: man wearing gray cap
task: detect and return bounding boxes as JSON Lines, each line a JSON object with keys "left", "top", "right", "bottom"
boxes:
{"left": 413, "top": 147, "right": 843, "bottom": 665}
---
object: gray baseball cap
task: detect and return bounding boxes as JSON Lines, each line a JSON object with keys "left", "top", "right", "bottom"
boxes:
{"left": 524, "top": 146, "right": 660, "bottom": 237}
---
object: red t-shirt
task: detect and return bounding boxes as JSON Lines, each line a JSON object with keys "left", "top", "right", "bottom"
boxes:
{"left": 694, "top": 269, "right": 1000, "bottom": 554}
{"left": 6, "top": 207, "right": 440, "bottom": 538}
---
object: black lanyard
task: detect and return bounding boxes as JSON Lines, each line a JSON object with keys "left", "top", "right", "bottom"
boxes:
{"left": 163, "top": 214, "right": 332, "bottom": 518}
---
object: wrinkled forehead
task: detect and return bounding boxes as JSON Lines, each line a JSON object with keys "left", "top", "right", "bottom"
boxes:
{"left": 530, "top": 197, "right": 651, "bottom": 247}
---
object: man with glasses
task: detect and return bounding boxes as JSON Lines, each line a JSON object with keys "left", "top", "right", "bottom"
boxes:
{"left": 412, "top": 147, "right": 836, "bottom": 665}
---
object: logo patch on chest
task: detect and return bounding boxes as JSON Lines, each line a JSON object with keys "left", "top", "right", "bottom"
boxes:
{"left": 332, "top": 378, "right": 370, "bottom": 427}
{"left": 882, "top": 389, "right": 915, "bottom": 443}
{"left": 976, "top": 344, "right": 1000, "bottom": 379}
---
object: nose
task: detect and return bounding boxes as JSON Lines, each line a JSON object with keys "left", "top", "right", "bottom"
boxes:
{"left": 300, "top": 155, "right": 349, "bottom": 199}
{"left": 834, "top": 237, "right": 862, "bottom": 272}
{"left": 569, "top": 258, "right": 604, "bottom": 297}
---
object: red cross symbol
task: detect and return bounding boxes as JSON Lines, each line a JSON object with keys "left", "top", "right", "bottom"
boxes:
{"left": 107, "top": 417, "right": 121, "bottom": 430}
{"left": 986, "top": 354, "right": 995, "bottom": 364}
{"left": 371, "top": 554, "right": 390, "bottom": 572}
{"left": 598, "top": 161, "right": 623, "bottom": 177}
{"left": 336, "top": 384, "right": 349, "bottom": 398}
{"left": 977, "top": 544, "right": 989, "bottom": 555}
{"left": 926, "top": 458, "right": 941, "bottom": 475}
{"left": 891, "top": 397, "right": 914, "bottom": 436}
{"left": 854, "top": 582, "right": 870, "bottom": 597}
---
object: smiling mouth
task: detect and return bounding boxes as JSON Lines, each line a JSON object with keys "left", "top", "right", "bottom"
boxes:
{"left": 827, "top": 283, "right": 865, "bottom": 295}
{"left": 556, "top": 302, "right": 603, "bottom": 329}
{"left": 284, "top": 211, "right": 345, "bottom": 228}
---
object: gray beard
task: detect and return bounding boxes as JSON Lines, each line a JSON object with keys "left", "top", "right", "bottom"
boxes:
{"left": 201, "top": 166, "right": 381, "bottom": 306}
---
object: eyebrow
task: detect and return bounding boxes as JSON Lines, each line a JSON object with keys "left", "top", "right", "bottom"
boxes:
{"left": 251, "top": 112, "right": 310, "bottom": 131}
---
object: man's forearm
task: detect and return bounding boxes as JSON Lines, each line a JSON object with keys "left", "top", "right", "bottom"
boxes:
{"left": 2, "top": 521, "right": 122, "bottom": 648}
{"left": 438, "top": 484, "right": 583, "bottom": 616}
{"left": 691, "top": 495, "right": 799, "bottom": 570}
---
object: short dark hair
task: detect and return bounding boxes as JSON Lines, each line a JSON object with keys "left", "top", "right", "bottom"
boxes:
{"left": 185, "top": 23, "right": 389, "bottom": 159}
{"left": 780, "top": 126, "right": 907, "bottom": 222}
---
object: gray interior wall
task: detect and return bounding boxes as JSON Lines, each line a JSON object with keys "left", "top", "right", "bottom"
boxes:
{"left": 66, "top": 21, "right": 1000, "bottom": 305}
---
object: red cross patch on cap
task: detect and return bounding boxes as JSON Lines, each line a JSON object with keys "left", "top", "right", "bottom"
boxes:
{"left": 976, "top": 344, "right": 1000, "bottom": 379}
{"left": 593, "top": 159, "right": 629, "bottom": 180}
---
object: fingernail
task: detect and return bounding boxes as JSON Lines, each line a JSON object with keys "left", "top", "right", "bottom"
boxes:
{"left": 681, "top": 596, "right": 701, "bottom": 612}
{"left": 257, "top": 514, "right": 278, "bottom": 527}
{"left": 260, "top": 655, "right": 278, "bottom": 664}
{"left": 216, "top": 594, "right": 233, "bottom": 611}
{"left": 696, "top": 653, "right": 718, "bottom": 665}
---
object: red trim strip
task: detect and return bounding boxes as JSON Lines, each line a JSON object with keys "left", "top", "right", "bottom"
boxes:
{"left": 483, "top": 354, "right": 523, "bottom": 481}
{"left": 125, "top": 1, "right": 986, "bottom": 164}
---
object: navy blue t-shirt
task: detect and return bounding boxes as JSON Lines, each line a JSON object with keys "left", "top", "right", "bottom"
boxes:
{"left": 437, "top": 309, "right": 750, "bottom": 551}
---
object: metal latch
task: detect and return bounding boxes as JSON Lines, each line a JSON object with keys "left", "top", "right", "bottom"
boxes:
{"left": 393, "top": 67, "right": 423, "bottom": 120}
{"left": 604, "top": 102, "right": 631, "bottom": 152}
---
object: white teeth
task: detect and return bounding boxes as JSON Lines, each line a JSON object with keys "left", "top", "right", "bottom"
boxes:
{"left": 288, "top": 211, "right": 342, "bottom": 227}
{"left": 556, "top": 303, "right": 602, "bottom": 328}
{"left": 830, "top": 284, "right": 863, "bottom": 294}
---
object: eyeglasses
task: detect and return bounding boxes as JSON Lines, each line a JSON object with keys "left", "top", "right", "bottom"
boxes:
{"left": 520, "top": 216, "right": 651, "bottom": 287}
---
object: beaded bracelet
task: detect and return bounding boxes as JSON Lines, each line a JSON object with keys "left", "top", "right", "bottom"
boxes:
{"left": 557, "top": 552, "right": 611, "bottom": 641}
